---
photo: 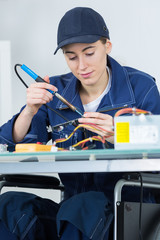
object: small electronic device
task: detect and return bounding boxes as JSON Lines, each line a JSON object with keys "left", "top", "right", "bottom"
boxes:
{"left": 114, "top": 114, "right": 160, "bottom": 150}
{"left": 15, "top": 143, "right": 52, "bottom": 152}
{"left": 0, "top": 144, "right": 8, "bottom": 152}
{"left": 51, "top": 118, "right": 79, "bottom": 132}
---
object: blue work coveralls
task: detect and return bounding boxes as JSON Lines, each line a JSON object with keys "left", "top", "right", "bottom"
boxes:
{"left": 0, "top": 55, "right": 160, "bottom": 239}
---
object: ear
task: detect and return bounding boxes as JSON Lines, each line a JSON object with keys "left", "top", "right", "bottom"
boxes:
{"left": 105, "top": 40, "right": 112, "bottom": 54}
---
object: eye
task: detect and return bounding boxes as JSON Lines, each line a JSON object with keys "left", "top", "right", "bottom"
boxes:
{"left": 86, "top": 52, "right": 94, "bottom": 56}
{"left": 69, "top": 57, "right": 76, "bottom": 61}
{"left": 69, "top": 56, "right": 77, "bottom": 61}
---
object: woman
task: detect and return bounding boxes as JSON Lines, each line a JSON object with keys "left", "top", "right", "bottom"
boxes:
{"left": 1, "top": 7, "right": 160, "bottom": 240}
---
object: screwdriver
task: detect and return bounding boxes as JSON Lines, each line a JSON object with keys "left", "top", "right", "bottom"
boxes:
{"left": 20, "top": 64, "right": 83, "bottom": 116}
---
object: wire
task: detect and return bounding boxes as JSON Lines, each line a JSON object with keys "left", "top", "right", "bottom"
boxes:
{"left": 14, "top": 64, "right": 28, "bottom": 88}
{"left": 45, "top": 105, "right": 69, "bottom": 121}
{"left": 53, "top": 136, "right": 105, "bottom": 151}
{"left": 54, "top": 123, "right": 113, "bottom": 150}
{"left": 114, "top": 107, "right": 150, "bottom": 117}
{"left": 138, "top": 173, "right": 144, "bottom": 240}
{"left": 84, "top": 122, "right": 114, "bottom": 135}
{"left": 54, "top": 124, "right": 113, "bottom": 144}
{"left": 72, "top": 136, "right": 104, "bottom": 148}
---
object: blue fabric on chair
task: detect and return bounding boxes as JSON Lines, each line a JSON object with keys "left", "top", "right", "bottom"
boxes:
{"left": 0, "top": 221, "right": 17, "bottom": 240}
{"left": 0, "top": 191, "right": 59, "bottom": 240}
{"left": 60, "top": 222, "right": 110, "bottom": 240}
{"left": 57, "top": 191, "right": 113, "bottom": 240}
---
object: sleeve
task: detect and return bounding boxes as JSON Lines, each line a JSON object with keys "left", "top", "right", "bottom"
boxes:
{"left": 140, "top": 84, "right": 160, "bottom": 114}
{"left": 0, "top": 105, "right": 51, "bottom": 151}
{"left": 0, "top": 114, "right": 18, "bottom": 151}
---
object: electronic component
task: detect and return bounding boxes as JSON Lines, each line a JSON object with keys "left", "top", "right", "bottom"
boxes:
{"left": 15, "top": 143, "right": 52, "bottom": 152}
{"left": 20, "top": 64, "right": 83, "bottom": 117}
{"left": 114, "top": 114, "right": 160, "bottom": 150}
{"left": 0, "top": 144, "right": 8, "bottom": 152}
{"left": 51, "top": 118, "right": 79, "bottom": 132}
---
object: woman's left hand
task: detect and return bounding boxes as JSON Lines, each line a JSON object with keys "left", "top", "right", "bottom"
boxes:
{"left": 78, "top": 112, "right": 114, "bottom": 144}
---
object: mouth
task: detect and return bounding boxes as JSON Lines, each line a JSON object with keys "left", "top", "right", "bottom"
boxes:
{"left": 80, "top": 71, "right": 93, "bottom": 79}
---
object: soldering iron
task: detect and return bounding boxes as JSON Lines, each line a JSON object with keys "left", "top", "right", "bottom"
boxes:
{"left": 15, "top": 64, "right": 83, "bottom": 117}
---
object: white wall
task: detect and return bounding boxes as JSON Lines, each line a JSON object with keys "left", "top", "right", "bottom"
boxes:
{"left": 0, "top": 0, "right": 160, "bottom": 120}
{"left": 0, "top": 41, "right": 12, "bottom": 125}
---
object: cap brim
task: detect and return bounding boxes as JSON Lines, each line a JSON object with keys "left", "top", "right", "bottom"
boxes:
{"left": 54, "top": 35, "right": 101, "bottom": 54}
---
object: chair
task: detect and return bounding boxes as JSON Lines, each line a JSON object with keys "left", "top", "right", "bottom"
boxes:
{"left": 114, "top": 173, "right": 160, "bottom": 240}
{"left": 0, "top": 174, "right": 65, "bottom": 201}
{"left": 0, "top": 174, "right": 65, "bottom": 239}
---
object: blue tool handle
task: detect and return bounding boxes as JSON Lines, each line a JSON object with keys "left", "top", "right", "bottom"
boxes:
{"left": 21, "top": 64, "right": 38, "bottom": 80}
{"left": 21, "top": 64, "right": 54, "bottom": 94}
{"left": 35, "top": 76, "right": 45, "bottom": 83}
{"left": 35, "top": 76, "right": 54, "bottom": 94}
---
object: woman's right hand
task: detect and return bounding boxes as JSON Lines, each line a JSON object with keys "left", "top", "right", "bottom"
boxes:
{"left": 26, "top": 76, "right": 58, "bottom": 116}
{"left": 13, "top": 76, "right": 58, "bottom": 143}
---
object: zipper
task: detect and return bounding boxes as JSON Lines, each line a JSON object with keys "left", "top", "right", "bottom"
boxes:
{"left": 89, "top": 218, "right": 103, "bottom": 239}
{"left": 89, "top": 213, "right": 113, "bottom": 240}
{"left": 100, "top": 214, "right": 113, "bottom": 240}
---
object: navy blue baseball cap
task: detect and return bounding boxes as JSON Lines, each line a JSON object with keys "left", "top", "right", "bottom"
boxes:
{"left": 54, "top": 7, "right": 110, "bottom": 54}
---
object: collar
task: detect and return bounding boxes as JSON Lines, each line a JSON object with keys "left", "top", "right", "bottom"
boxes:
{"left": 97, "top": 56, "right": 136, "bottom": 112}
{"left": 56, "top": 74, "right": 83, "bottom": 111}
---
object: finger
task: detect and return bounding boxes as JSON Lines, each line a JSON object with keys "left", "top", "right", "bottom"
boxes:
{"left": 32, "top": 92, "right": 52, "bottom": 102}
{"left": 79, "top": 116, "right": 112, "bottom": 126}
{"left": 83, "top": 112, "right": 110, "bottom": 120}
{"left": 30, "top": 82, "right": 58, "bottom": 93}
{"left": 27, "top": 98, "right": 48, "bottom": 105}
{"left": 27, "top": 96, "right": 51, "bottom": 105}
{"left": 43, "top": 75, "right": 50, "bottom": 83}
{"left": 81, "top": 124, "right": 111, "bottom": 138}
{"left": 27, "top": 88, "right": 53, "bottom": 103}
{"left": 79, "top": 117, "right": 104, "bottom": 125}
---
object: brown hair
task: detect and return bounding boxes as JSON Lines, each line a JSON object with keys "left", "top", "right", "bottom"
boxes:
{"left": 100, "top": 37, "right": 107, "bottom": 44}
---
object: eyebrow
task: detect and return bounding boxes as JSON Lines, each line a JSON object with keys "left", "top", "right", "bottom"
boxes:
{"left": 64, "top": 46, "right": 95, "bottom": 54}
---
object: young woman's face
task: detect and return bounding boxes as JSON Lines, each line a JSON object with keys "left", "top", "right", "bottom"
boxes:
{"left": 63, "top": 40, "right": 112, "bottom": 88}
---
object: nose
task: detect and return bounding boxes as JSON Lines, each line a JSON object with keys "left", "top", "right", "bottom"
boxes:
{"left": 78, "top": 56, "right": 87, "bottom": 71}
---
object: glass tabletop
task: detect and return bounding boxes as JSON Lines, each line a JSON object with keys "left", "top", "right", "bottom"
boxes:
{"left": 0, "top": 148, "right": 160, "bottom": 162}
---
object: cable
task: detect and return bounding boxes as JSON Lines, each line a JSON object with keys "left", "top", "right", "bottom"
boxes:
{"left": 14, "top": 64, "right": 28, "bottom": 88}
{"left": 114, "top": 107, "right": 150, "bottom": 117}
{"left": 84, "top": 122, "right": 114, "bottom": 136}
{"left": 53, "top": 123, "right": 113, "bottom": 150}
{"left": 138, "top": 173, "right": 144, "bottom": 240}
